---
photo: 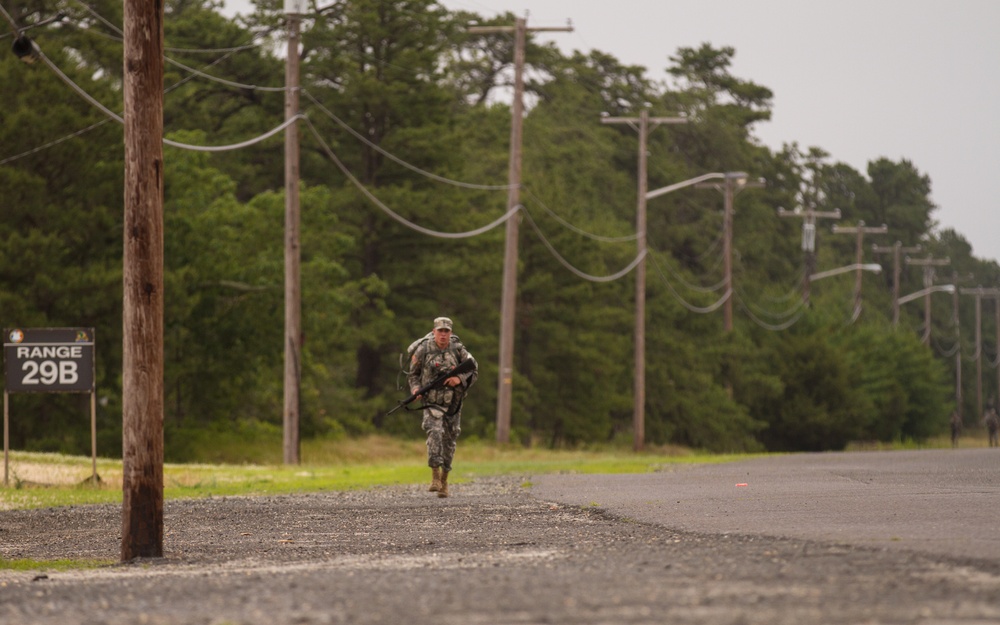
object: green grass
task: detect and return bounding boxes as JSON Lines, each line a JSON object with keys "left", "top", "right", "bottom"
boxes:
{"left": 0, "top": 432, "right": 977, "bottom": 573}
{"left": 844, "top": 433, "right": 992, "bottom": 451}
{"left": 1, "top": 435, "right": 742, "bottom": 510}
{"left": 0, "top": 558, "right": 113, "bottom": 572}
{"left": 2, "top": 432, "right": 983, "bottom": 512}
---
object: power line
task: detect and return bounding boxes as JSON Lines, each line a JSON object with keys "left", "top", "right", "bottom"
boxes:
{"left": 736, "top": 295, "right": 806, "bottom": 331}
{"left": 730, "top": 244, "right": 808, "bottom": 302}
{"left": 164, "top": 55, "right": 286, "bottom": 91}
{"left": 31, "top": 39, "right": 302, "bottom": 152}
{"left": 649, "top": 249, "right": 727, "bottom": 294}
{"left": 734, "top": 283, "right": 806, "bottom": 321}
{"left": 304, "top": 115, "right": 641, "bottom": 280}
{"left": 69, "top": 0, "right": 269, "bottom": 54}
{"left": 69, "top": 10, "right": 270, "bottom": 56}
{"left": 302, "top": 90, "right": 513, "bottom": 191}
{"left": 0, "top": 118, "right": 111, "bottom": 165}
{"left": 520, "top": 187, "right": 637, "bottom": 243}
{"left": 16, "top": 6, "right": 981, "bottom": 352}
{"left": 301, "top": 117, "right": 517, "bottom": 239}
{"left": 16, "top": 5, "right": 651, "bottom": 253}
{"left": 519, "top": 206, "right": 643, "bottom": 283}
{"left": 305, "top": 90, "right": 648, "bottom": 245}
{"left": 3, "top": 20, "right": 277, "bottom": 164}
{"left": 647, "top": 253, "right": 731, "bottom": 314}
{"left": 0, "top": 1, "right": 23, "bottom": 37}
{"left": 15, "top": 29, "right": 640, "bottom": 260}
{"left": 62, "top": 6, "right": 286, "bottom": 91}
{"left": 931, "top": 336, "right": 961, "bottom": 358}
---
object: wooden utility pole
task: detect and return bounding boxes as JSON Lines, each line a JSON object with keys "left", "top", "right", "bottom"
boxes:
{"left": 121, "top": 0, "right": 164, "bottom": 561}
{"left": 722, "top": 179, "right": 736, "bottom": 332}
{"left": 872, "top": 241, "right": 921, "bottom": 326}
{"left": 468, "top": 17, "right": 572, "bottom": 444}
{"left": 832, "top": 221, "right": 888, "bottom": 320}
{"left": 600, "top": 110, "right": 686, "bottom": 451}
{"left": 951, "top": 271, "right": 963, "bottom": 421}
{"left": 906, "top": 256, "right": 950, "bottom": 345}
{"left": 777, "top": 206, "right": 841, "bottom": 304}
{"left": 943, "top": 271, "right": 975, "bottom": 421}
{"left": 960, "top": 287, "right": 1000, "bottom": 421}
{"left": 283, "top": 0, "right": 303, "bottom": 465}
{"left": 995, "top": 295, "right": 999, "bottom": 413}
{"left": 697, "top": 173, "right": 764, "bottom": 332}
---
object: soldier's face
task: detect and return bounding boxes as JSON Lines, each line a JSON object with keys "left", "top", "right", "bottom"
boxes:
{"left": 434, "top": 327, "right": 451, "bottom": 348}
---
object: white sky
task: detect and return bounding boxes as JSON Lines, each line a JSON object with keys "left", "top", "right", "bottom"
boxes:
{"left": 226, "top": 0, "right": 1000, "bottom": 264}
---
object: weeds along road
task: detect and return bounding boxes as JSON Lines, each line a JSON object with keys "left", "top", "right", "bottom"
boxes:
{"left": 1, "top": 448, "right": 998, "bottom": 624}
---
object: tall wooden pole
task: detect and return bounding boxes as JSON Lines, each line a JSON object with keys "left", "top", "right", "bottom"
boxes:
{"left": 872, "top": 241, "right": 921, "bottom": 326}
{"left": 283, "top": 7, "right": 302, "bottom": 465}
{"left": 995, "top": 296, "right": 999, "bottom": 409}
{"left": 468, "top": 18, "right": 572, "bottom": 444}
{"left": 953, "top": 271, "right": 962, "bottom": 421}
{"left": 959, "top": 287, "right": 1000, "bottom": 418}
{"left": 777, "top": 207, "right": 841, "bottom": 305}
{"left": 600, "top": 111, "right": 686, "bottom": 450}
{"left": 495, "top": 17, "right": 524, "bottom": 446}
{"left": 696, "top": 174, "right": 764, "bottom": 332}
{"left": 633, "top": 110, "right": 649, "bottom": 451}
{"left": 121, "top": 0, "right": 165, "bottom": 561}
{"left": 698, "top": 175, "right": 762, "bottom": 399}
{"left": 832, "top": 221, "right": 888, "bottom": 320}
{"left": 976, "top": 290, "right": 982, "bottom": 419}
{"left": 906, "top": 256, "right": 950, "bottom": 345}
{"left": 722, "top": 180, "right": 736, "bottom": 332}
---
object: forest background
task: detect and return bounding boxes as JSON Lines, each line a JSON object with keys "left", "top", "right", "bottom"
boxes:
{"left": 2, "top": 0, "right": 996, "bottom": 460}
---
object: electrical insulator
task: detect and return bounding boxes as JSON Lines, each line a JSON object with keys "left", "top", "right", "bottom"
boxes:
{"left": 12, "top": 35, "right": 37, "bottom": 63}
{"left": 803, "top": 222, "right": 816, "bottom": 252}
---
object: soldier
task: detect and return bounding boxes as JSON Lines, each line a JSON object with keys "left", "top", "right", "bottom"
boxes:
{"left": 407, "top": 316, "right": 477, "bottom": 497}
{"left": 985, "top": 405, "right": 1000, "bottom": 448}
{"left": 949, "top": 409, "right": 962, "bottom": 448}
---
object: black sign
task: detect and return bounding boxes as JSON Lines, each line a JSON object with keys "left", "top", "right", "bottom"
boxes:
{"left": 4, "top": 328, "right": 95, "bottom": 393}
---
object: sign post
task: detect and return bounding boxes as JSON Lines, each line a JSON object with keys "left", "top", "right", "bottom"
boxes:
{"left": 3, "top": 328, "right": 96, "bottom": 485}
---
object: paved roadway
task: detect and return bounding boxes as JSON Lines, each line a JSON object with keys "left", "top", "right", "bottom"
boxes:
{"left": 531, "top": 448, "right": 1000, "bottom": 561}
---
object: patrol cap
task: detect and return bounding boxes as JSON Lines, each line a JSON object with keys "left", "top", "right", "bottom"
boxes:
{"left": 433, "top": 316, "right": 453, "bottom": 331}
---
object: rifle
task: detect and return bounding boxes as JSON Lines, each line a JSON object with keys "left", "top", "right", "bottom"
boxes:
{"left": 387, "top": 358, "right": 476, "bottom": 416}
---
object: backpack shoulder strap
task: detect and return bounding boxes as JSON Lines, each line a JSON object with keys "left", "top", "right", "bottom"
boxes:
{"left": 407, "top": 332, "right": 434, "bottom": 358}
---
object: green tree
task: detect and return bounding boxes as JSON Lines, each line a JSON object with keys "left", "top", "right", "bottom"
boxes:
{"left": 837, "top": 326, "right": 952, "bottom": 442}
{"left": 757, "top": 330, "right": 869, "bottom": 451}
{"left": 867, "top": 158, "right": 936, "bottom": 247}
{"left": 0, "top": 16, "right": 125, "bottom": 454}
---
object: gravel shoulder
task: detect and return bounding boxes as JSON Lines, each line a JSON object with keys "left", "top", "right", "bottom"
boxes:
{"left": 1, "top": 469, "right": 999, "bottom": 624}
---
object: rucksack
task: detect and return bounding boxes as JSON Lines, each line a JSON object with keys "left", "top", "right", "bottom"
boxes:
{"left": 398, "top": 332, "right": 465, "bottom": 382}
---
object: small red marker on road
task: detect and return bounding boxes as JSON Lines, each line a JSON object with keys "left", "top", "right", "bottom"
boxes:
{"left": 736, "top": 483, "right": 748, "bottom": 487}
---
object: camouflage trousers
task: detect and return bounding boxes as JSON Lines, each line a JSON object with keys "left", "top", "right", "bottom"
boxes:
{"left": 422, "top": 404, "right": 462, "bottom": 472}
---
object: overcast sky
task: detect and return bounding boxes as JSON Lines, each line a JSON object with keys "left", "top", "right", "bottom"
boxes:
{"left": 226, "top": 0, "right": 1000, "bottom": 264}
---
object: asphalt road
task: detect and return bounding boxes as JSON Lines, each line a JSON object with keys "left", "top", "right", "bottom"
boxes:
{"left": 3, "top": 448, "right": 1000, "bottom": 624}
{"left": 532, "top": 448, "right": 1000, "bottom": 561}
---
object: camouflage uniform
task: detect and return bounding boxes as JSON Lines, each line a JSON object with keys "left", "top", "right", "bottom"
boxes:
{"left": 407, "top": 327, "right": 477, "bottom": 472}
{"left": 950, "top": 410, "right": 962, "bottom": 448}
{"left": 985, "top": 408, "right": 1000, "bottom": 448}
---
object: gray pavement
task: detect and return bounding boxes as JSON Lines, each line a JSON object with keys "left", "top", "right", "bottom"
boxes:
{"left": 4, "top": 451, "right": 1000, "bottom": 624}
{"left": 531, "top": 448, "right": 1000, "bottom": 561}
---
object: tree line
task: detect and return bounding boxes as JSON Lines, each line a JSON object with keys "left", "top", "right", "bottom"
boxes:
{"left": 2, "top": 0, "right": 996, "bottom": 458}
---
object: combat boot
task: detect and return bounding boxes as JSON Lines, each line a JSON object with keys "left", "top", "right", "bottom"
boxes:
{"left": 429, "top": 467, "right": 441, "bottom": 492}
{"left": 438, "top": 470, "right": 449, "bottom": 498}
